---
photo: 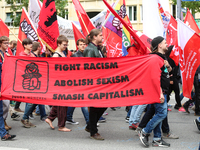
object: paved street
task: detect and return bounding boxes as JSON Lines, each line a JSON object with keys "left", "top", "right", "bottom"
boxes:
{"left": 0, "top": 94, "right": 199, "bottom": 150}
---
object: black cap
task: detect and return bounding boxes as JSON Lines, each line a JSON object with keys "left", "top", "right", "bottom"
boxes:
{"left": 151, "top": 36, "right": 164, "bottom": 52}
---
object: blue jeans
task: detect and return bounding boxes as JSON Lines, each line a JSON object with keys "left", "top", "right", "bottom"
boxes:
{"left": 34, "top": 105, "right": 46, "bottom": 119}
{"left": 67, "top": 107, "right": 89, "bottom": 124}
{"left": 36, "top": 105, "right": 40, "bottom": 114}
{"left": 127, "top": 106, "right": 132, "bottom": 118}
{"left": 129, "top": 104, "right": 147, "bottom": 126}
{"left": 180, "top": 91, "right": 195, "bottom": 101}
{"left": 0, "top": 100, "right": 7, "bottom": 138}
{"left": 143, "top": 94, "right": 168, "bottom": 141}
{"left": 197, "top": 117, "right": 200, "bottom": 122}
{"left": 23, "top": 103, "right": 34, "bottom": 120}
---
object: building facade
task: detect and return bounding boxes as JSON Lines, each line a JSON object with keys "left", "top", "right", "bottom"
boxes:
{"left": 0, "top": 0, "right": 198, "bottom": 49}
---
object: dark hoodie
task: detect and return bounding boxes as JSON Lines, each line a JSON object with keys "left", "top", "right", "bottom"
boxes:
{"left": 152, "top": 52, "right": 170, "bottom": 94}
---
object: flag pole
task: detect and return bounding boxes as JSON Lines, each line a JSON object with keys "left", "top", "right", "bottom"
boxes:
{"left": 103, "top": 29, "right": 112, "bottom": 46}
{"left": 8, "top": 28, "right": 22, "bottom": 44}
{"left": 77, "top": 11, "right": 89, "bottom": 35}
{"left": 103, "top": 0, "right": 151, "bottom": 53}
{"left": 101, "top": 29, "right": 111, "bottom": 52}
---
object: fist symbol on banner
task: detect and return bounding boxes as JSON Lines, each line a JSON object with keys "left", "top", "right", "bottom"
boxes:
{"left": 118, "top": 4, "right": 126, "bottom": 19}
{"left": 112, "top": 17, "right": 122, "bottom": 31}
{"left": 22, "top": 62, "right": 42, "bottom": 90}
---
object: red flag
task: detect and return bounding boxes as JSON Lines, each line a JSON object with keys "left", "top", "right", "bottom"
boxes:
{"left": 72, "top": 22, "right": 85, "bottom": 50}
{"left": 72, "top": 0, "right": 95, "bottom": 37}
{"left": 103, "top": 0, "right": 149, "bottom": 55}
{"left": 102, "top": 10, "right": 122, "bottom": 57}
{"left": 166, "top": 15, "right": 179, "bottom": 66}
{"left": 166, "top": 15, "right": 177, "bottom": 46}
{"left": 169, "top": 43, "right": 179, "bottom": 66}
{"left": 0, "top": 18, "right": 9, "bottom": 37}
{"left": 37, "top": 0, "right": 59, "bottom": 51}
{"left": 102, "top": 27, "right": 122, "bottom": 57}
{"left": 184, "top": 8, "right": 200, "bottom": 34}
{"left": 16, "top": 7, "right": 42, "bottom": 56}
{"left": 6, "top": 47, "right": 13, "bottom": 56}
{"left": 177, "top": 19, "right": 200, "bottom": 99}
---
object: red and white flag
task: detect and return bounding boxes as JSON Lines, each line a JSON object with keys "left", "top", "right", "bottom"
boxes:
{"left": 166, "top": 14, "right": 179, "bottom": 66}
{"left": 72, "top": 22, "right": 85, "bottom": 50}
{"left": 177, "top": 19, "right": 200, "bottom": 99}
{"left": 16, "top": 7, "right": 42, "bottom": 56}
{"left": 72, "top": 0, "right": 95, "bottom": 37}
{"left": 0, "top": 18, "right": 9, "bottom": 37}
{"left": 37, "top": 0, "right": 59, "bottom": 51}
{"left": 184, "top": 8, "right": 200, "bottom": 34}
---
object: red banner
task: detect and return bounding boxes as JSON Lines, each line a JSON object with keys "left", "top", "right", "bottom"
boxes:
{"left": 1, "top": 55, "right": 163, "bottom": 107}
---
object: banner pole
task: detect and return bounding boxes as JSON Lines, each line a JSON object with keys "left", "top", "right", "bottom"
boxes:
{"left": 9, "top": 28, "right": 22, "bottom": 44}
{"left": 77, "top": 11, "right": 89, "bottom": 35}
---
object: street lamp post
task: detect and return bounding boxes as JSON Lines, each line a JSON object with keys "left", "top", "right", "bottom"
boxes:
{"left": 177, "top": 0, "right": 182, "bottom": 19}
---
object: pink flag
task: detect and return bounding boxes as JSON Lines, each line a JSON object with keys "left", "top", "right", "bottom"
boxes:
{"left": 177, "top": 19, "right": 200, "bottom": 99}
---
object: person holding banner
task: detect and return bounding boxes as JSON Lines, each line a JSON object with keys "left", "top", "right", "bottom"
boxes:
{"left": 138, "top": 36, "right": 171, "bottom": 147}
{"left": 0, "top": 36, "right": 16, "bottom": 140}
{"left": 45, "top": 35, "right": 71, "bottom": 132}
{"left": 20, "top": 38, "right": 37, "bottom": 128}
{"left": 14, "top": 39, "right": 33, "bottom": 113}
{"left": 66, "top": 38, "right": 89, "bottom": 125}
{"left": 28, "top": 42, "right": 47, "bottom": 121}
{"left": 83, "top": 29, "right": 107, "bottom": 140}
{"left": 0, "top": 36, "right": 19, "bottom": 130}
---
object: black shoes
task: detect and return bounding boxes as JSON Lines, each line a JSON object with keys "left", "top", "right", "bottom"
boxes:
{"left": 182, "top": 103, "right": 190, "bottom": 113}
{"left": 194, "top": 112, "right": 200, "bottom": 116}
{"left": 152, "top": 138, "right": 170, "bottom": 147}
{"left": 138, "top": 130, "right": 150, "bottom": 147}
{"left": 110, "top": 107, "right": 116, "bottom": 111}
{"left": 174, "top": 104, "right": 181, "bottom": 110}
{"left": 1, "top": 134, "right": 16, "bottom": 141}
{"left": 194, "top": 119, "right": 200, "bottom": 131}
{"left": 11, "top": 113, "right": 20, "bottom": 120}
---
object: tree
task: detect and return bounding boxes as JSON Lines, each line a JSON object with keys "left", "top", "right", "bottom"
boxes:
{"left": 171, "top": 0, "right": 200, "bottom": 15}
{"left": 4, "top": 0, "right": 68, "bottom": 26}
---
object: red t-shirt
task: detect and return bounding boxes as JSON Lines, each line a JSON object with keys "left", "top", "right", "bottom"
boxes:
{"left": 19, "top": 51, "right": 33, "bottom": 57}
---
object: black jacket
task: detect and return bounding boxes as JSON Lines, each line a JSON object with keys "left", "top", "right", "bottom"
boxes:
{"left": 83, "top": 43, "right": 104, "bottom": 58}
{"left": 168, "top": 57, "right": 181, "bottom": 82}
{"left": 72, "top": 50, "right": 84, "bottom": 57}
{"left": 195, "top": 65, "right": 200, "bottom": 76}
{"left": 153, "top": 52, "right": 170, "bottom": 94}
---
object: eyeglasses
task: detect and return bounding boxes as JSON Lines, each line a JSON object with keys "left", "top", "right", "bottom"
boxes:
{"left": 2, "top": 42, "right": 9, "bottom": 45}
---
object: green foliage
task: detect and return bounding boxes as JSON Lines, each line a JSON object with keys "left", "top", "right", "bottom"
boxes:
{"left": 4, "top": 0, "right": 68, "bottom": 26}
{"left": 171, "top": 0, "right": 200, "bottom": 14}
